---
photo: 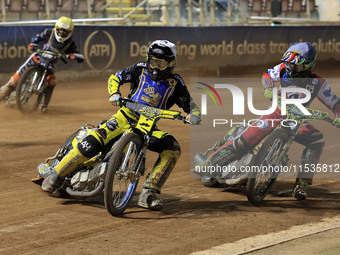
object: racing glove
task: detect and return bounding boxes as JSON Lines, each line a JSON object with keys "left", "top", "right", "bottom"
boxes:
{"left": 66, "top": 53, "right": 85, "bottom": 63}
{"left": 109, "top": 93, "right": 121, "bottom": 106}
{"left": 263, "top": 88, "right": 273, "bottom": 100}
{"left": 187, "top": 107, "right": 201, "bottom": 125}
{"left": 27, "top": 43, "right": 37, "bottom": 52}
{"left": 333, "top": 118, "right": 340, "bottom": 127}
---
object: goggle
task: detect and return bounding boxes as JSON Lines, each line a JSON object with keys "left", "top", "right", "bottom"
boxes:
{"left": 286, "top": 62, "right": 304, "bottom": 73}
{"left": 56, "top": 28, "right": 71, "bottom": 38}
{"left": 281, "top": 51, "right": 306, "bottom": 65}
{"left": 149, "top": 57, "right": 171, "bottom": 70}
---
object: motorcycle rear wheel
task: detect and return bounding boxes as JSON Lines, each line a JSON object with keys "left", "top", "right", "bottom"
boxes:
{"left": 104, "top": 132, "right": 142, "bottom": 216}
{"left": 16, "top": 66, "right": 45, "bottom": 113}
{"left": 246, "top": 128, "right": 290, "bottom": 203}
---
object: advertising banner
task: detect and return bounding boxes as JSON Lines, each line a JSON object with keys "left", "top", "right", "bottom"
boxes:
{"left": 1, "top": 25, "right": 340, "bottom": 72}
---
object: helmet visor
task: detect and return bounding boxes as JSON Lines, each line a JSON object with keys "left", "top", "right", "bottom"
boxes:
{"left": 149, "top": 57, "right": 171, "bottom": 70}
{"left": 56, "top": 28, "right": 72, "bottom": 39}
{"left": 286, "top": 62, "right": 304, "bottom": 73}
{"left": 281, "top": 51, "right": 306, "bottom": 65}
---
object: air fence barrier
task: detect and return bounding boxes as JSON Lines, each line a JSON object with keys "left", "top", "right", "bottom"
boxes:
{"left": 1, "top": 25, "right": 340, "bottom": 75}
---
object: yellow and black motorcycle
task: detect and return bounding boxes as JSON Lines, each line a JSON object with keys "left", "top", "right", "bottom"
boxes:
{"left": 33, "top": 98, "right": 188, "bottom": 216}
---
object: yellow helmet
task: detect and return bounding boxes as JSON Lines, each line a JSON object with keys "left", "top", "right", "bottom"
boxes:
{"left": 54, "top": 16, "right": 74, "bottom": 43}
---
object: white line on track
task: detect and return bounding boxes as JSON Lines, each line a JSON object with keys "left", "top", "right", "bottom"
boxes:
{"left": 190, "top": 216, "right": 340, "bottom": 255}
{"left": 0, "top": 220, "right": 45, "bottom": 236}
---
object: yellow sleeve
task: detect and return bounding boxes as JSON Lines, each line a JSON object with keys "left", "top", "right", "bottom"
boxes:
{"left": 108, "top": 74, "right": 121, "bottom": 95}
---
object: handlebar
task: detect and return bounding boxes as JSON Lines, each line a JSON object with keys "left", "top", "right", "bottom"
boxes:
{"left": 323, "top": 116, "right": 340, "bottom": 128}
{"left": 119, "top": 97, "right": 190, "bottom": 124}
{"left": 36, "top": 49, "right": 68, "bottom": 64}
{"left": 174, "top": 114, "right": 191, "bottom": 125}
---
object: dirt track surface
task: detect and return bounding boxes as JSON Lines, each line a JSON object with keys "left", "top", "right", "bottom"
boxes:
{"left": 1, "top": 77, "right": 340, "bottom": 255}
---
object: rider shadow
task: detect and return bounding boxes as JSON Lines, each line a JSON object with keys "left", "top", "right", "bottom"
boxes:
{"left": 57, "top": 181, "right": 340, "bottom": 217}
{"left": 1, "top": 141, "right": 61, "bottom": 148}
{"left": 44, "top": 106, "right": 86, "bottom": 116}
{"left": 245, "top": 180, "right": 340, "bottom": 211}
{"left": 59, "top": 192, "right": 106, "bottom": 209}
{"left": 59, "top": 192, "right": 184, "bottom": 219}
{"left": 246, "top": 197, "right": 340, "bottom": 212}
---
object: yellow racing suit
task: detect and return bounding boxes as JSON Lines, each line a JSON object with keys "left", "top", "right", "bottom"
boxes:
{"left": 54, "top": 61, "right": 200, "bottom": 192}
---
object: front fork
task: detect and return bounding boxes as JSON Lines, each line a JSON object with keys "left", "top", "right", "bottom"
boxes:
{"left": 33, "top": 69, "right": 47, "bottom": 94}
{"left": 268, "top": 138, "right": 293, "bottom": 167}
{"left": 130, "top": 144, "right": 147, "bottom": 183}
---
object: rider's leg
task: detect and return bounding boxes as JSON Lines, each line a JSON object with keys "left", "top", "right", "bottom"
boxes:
{"left": 197, "top": 108, "right": 283, "bottom": 169}
{"left": 195, "top": 125, "right": 247, "bottom": 185}
{"left": 40, "top": 74, "right": 56, "bottom": 113}
{"left": 0, "top": 73, "right": 20, "bottom": 101}
{"left": 138, "top": 132, "right": 181, "bottom": 210}
{"left": 41, "top": 134, "right": 103, "bottom": 193}
{"left": 42, "top": 112, "right": 131, "bottom": 193}
{"left": 204, "top": 136, "right": 250, "bottom": 167}
{"left": 293, "top": 124, "right": 324, "bottom": 200}
{"left": 0, "top": 54, "right": 36, "bottom": 101}
{"left": 194, "top": 125, "right": 247, "bottom": 164}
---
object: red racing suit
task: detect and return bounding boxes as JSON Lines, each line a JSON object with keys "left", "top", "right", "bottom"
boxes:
{"left": 209, "top": 62, "right": 340, "bottom": 183}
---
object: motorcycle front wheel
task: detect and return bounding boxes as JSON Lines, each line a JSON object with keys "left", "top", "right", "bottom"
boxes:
{"left": 104, "top": 132, "right": 143, "bottom": 216}
{"left": 246, "top": 128, "right": 290, "bottom": 203}
{"left": 16, "top": 66, "right": 45, "bottom": 113}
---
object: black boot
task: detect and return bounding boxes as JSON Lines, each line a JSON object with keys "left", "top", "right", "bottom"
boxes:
{"left": 40, "top": 86, "right": 55, "bottom": 113}
{"left": 138, "top": 188, "right": 164, "bottom": 211}
{"left": 0, "top": 82, "right": 14, "bottom": 102}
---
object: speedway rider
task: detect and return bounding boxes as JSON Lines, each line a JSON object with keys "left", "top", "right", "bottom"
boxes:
{"left": 0, "top": 16, "right": 84, "bottom": 113}
{"left": 196, "top": 42, "right": 340, "bottom": 200}
{"left": 39, "top": 40, "right": 201, "bottom": 210}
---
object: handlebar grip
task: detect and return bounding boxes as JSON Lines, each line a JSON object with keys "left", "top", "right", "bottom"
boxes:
{"left": 323, "top": 117, "right": 340, "bottom": 128}
{"left": 175, "top": 115, "right": 190, "bottom": 124}
{"left": 118, "top": 97, "right": 125, "bottom": 107}
{"left": 323, "top": 117, "right": 333, "bottom": 124}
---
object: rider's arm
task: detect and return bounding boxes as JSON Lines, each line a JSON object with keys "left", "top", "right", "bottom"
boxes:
{"left": 333, "top": 102, "right": 340, "bottom": 118}
{"left": 28, "top": 29, "right": 51, "bottom": 50}
{"left": 172, "top": 74, "right": 195, "bottom": 114}
{"left": 171, "top": 75, "right": 201, "bottom": 124}
{"left": 316, "top": 77, "right": 340, "bottom": 117}
{"left": 108, "top": 62, "right": 145, "bottom": 96}
{"left": 30, "top": 29, "right": 50, "bottom": 44}
{"left": 108, "top": 63, "right": 144, "bottom": 106}
{"left": 108, "top": 74, "right": 122, "bottom": 96}
{"left": 262, "top": 63, "right": 284, "bottom": 100}
{"left": 64, "top": 41, "right": 84, "bottom": 63}
{"left": 261, "top": 63, "right": 283, "bottom": 89}
{"left": 108, "top": 62, "right": 147, "bottom": 96}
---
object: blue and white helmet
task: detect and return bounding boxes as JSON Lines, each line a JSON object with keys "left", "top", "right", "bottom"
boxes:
{"left": 281, "top": 42, "right": 317, "bottom": 77}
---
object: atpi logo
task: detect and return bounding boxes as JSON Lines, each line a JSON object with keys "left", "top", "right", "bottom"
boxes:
{"left": 197, "top": 83, "right": 312, "bottom": 116}
{"left": 84, "top": 30, "right": 116, "bottom": 70}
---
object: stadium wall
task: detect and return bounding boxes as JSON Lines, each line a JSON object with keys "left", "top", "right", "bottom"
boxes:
{"left": 1, "top": 25, "right": 340, "bottom": 77}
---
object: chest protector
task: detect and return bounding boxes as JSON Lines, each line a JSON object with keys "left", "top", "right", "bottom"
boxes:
{"left": 131, "top": 69, "right": 176, "bottom": 109}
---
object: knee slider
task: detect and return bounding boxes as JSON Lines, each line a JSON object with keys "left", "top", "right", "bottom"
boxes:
{"left": 309, "top": 131, "right": 324, "bottom": 144}
{"left": 77, "top": 135, "right": 102, "bottom": 158}
{"left": 149, "top": 135, "right": 181, "bottom": 155}
{"left": 160, "top": 135, "right": 181, "bottom": 154}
